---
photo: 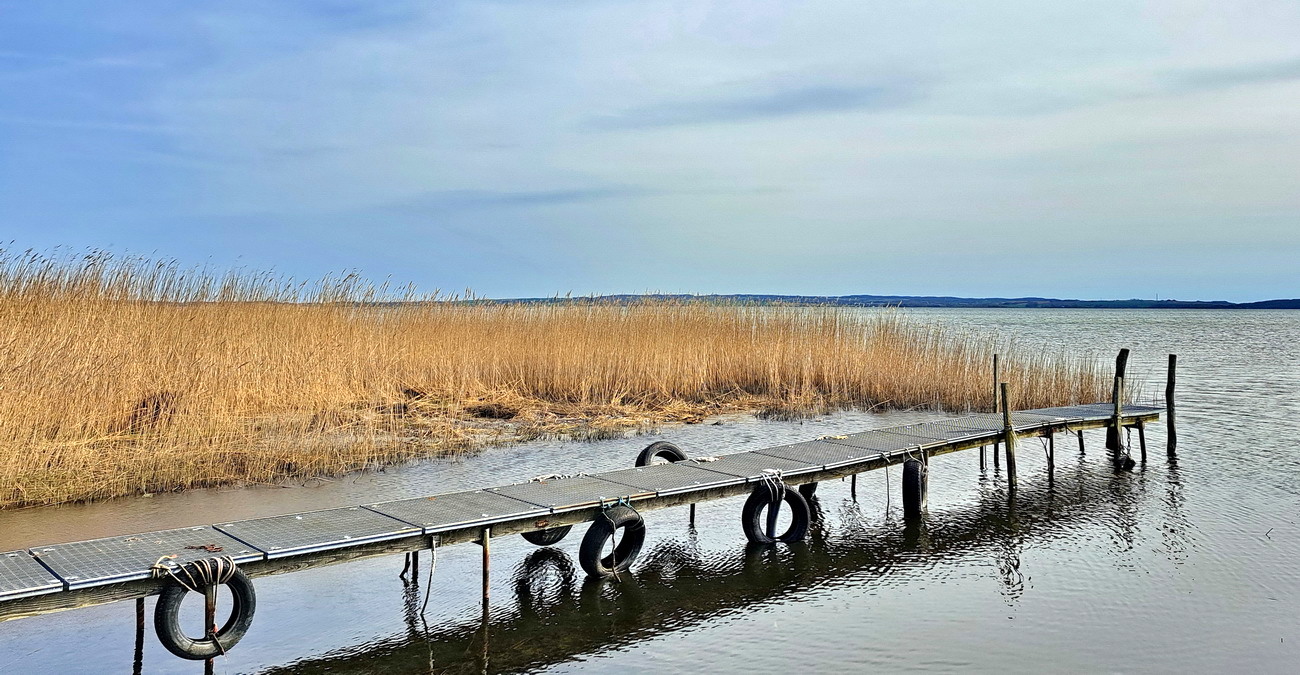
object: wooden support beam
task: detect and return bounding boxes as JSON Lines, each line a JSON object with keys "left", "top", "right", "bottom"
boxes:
{"left": 1077, "top": 430, "right": 1085, "bottom": 455}
{"left": 1047, "top": 433, "right": 1055, "bottom": 474}
{"left": 1106, "top": 349, "right": 1130, "bottom": 450}
{"left": 1000, "top": 383, "right": 1018, "bottom": 489}
{"left": 1166, "top": 354, "right": 1178, "bottom": 456}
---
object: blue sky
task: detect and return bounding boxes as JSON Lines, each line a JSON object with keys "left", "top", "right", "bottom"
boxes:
{"left": 1, "top": 1, "right": 1297, "bottom": 301}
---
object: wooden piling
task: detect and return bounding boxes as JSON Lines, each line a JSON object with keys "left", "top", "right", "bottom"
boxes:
{"left": 992, "top": 354, "right": 1001, "bottom": 467}
{"left": 133, "top": 597, "right": 144, "bottom": 675}
{"left": 480, "top": 527, "right": 491, "bottom": 607}
{"left": 1047, "top": 433, "right": 1055, "bottom": 474}
{"left": 1077, "top": 430, "right": 1085, "bottom": 455}
{"left": 1000, "top": 383, "right": 1018, "bottom": 488}
{"left": 1137, "top": 422, "right": 1147, "bottom": 462}
{"left": 1112, "top": 376, "right": 1124, "bottom": 455}
{"left": 689, "top": 503, "right": 696, "bottom": 528}
{"left": 1106, "top": 348, "right": 1130, "bottom": 450}
{"left": 1166, "top": 354, "right": 1177, "bottom": 456}
{"left": 851, "top": 473, "right": 857, "bottom": 500}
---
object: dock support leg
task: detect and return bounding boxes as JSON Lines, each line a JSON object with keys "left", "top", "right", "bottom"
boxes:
{"left": 979, "top": 445, "right": 986, "bottom": 471}
{"left": 689, "top": 503, "right": 696, "bottom": 528}
{"left": 133, "top": 597, "right": 144, "bottom": 675}
{"left": 1077, "top": 430, "right": 1085, "bottom": 455}
{"left": 1047, "top": 433, "right": 1055, "bottom": 474}
{"left": 480, "top": 526, "right": 491, "bottom": 611}
{"left": 851, "top": 473, "right": 857, "bottom": 500}
{"left": 1138, "top": 422, "right": 1147, "bottom": 462}
{"left": 1000, "top": 383, "right": 1018, "bottom": 489}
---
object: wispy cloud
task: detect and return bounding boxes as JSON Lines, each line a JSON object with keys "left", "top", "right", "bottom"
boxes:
{"left": 1166, "top": 57, "right": 1300, "bottom": 93}
{"left": 588, "top": 82, "right": 916, "bottom": 130}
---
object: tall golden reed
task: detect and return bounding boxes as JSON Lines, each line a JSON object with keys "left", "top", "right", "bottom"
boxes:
{"left": 0, "top": 250, "right": 1109, "bottom": 508}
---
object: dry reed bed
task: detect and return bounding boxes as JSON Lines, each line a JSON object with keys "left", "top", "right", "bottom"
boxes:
{"left": 0, "top": 252, "right": 1110, "bottom": 508}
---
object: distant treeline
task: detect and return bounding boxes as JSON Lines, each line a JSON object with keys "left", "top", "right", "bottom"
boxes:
{"left": 496, "top": 294, "right": 1300, "bottom": 309}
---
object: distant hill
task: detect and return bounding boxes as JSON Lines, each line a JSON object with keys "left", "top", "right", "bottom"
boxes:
{"left": 499, "top": 294, "right": 1300, "bottom": 309}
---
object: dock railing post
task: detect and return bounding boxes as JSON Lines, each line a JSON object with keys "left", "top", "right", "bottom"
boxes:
{"left": 1000, "top": 383, "right": 1017, "bottom": 489}
{"left": 1106, "top": 348, "right": 1130, "bottom": 451}
{"left": 1166, "top": 354, "right": 1177, "bottom": 456}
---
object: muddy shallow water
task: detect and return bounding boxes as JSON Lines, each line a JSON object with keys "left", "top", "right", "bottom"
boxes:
{"left": 1, "top": 309, "right": 1297, "bottom": 673}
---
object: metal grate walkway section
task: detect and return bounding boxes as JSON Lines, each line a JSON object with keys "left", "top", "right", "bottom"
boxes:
{"left": 0, "top": 403, "right": 1162, "bottom": 600}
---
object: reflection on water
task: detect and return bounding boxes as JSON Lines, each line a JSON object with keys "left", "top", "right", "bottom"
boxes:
{"left": 258, "top": 467, "right": 1158, "bottom": 675}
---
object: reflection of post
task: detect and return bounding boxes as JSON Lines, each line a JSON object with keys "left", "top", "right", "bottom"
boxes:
{"left": 1166, "top": 354, "right": 1178, "bottom": 456}
{"left": 1000, "top": 383, "right": 1017, "bottom": 489}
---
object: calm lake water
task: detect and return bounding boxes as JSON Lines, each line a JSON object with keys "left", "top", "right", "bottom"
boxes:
{"left": 1, "top": 309, "right": 1297, "bottom": 673}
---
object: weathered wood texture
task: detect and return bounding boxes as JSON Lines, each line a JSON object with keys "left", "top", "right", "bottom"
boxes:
{"left": 1167, "top": 354, "right": 1178, "bottom": 455}
{"left": 1106, "top": 348, "right": 1130, "bottom": 450}
{"left": 1000, "top": 383, "right": 1018, "bottom": 488}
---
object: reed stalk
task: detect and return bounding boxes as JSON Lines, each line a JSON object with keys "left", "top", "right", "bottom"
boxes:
{"left": 0, "top": 250, "right": 1110, "bottom": 508}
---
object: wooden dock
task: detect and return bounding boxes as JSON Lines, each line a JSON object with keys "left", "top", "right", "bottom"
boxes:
{"left": 0, "top": 401, "right": 1162, "bottom": 625}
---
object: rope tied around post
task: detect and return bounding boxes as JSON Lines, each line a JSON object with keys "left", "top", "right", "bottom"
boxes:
{"left": 151, "top": 555, "right": 257, "bottom": 661}
{"left": 151, "top": 554, "right": 238, "bottom": 595}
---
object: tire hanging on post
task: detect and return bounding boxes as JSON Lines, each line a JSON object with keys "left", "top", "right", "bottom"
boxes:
{"left": 578, "top": 504, "right": 647, "bottom": 578}
{"left": 521, "top": 524, "right": 572, "bottom": 546}
{"left": 903, "top": 458, "right": 927, "bottom": 519}
{"left": 741, "top": 483, "right": 811, "bottom": 544}
{"left": 153, "top": 558, "right": 257, "bottom": 661}
{"left": 635, "top": 441, "right": 689, "bottom": 466}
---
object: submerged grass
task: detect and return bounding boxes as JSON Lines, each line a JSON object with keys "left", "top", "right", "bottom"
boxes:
{"left": 0, "top": 250, "right": 1110, "bottom": 508}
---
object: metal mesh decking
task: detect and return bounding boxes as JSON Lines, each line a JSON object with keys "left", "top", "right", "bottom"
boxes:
{"left": 215, "top": 507, "right": 420, "bottom": 560}
{"left": 0, "top": 551, "right": 64, "bottom": 601}
{"left": 687, "top": 451, "right": 822, "bottom": 480}
{"left": 490, "top": 476, "right": 649, "bottom": 511}
{"left": 31, "top": 527, "right": 263, "bottom": 590}
{"left": 366, "top": 490, "right": 547, "bottom": 534}
{"left": 597, "top": 463, "right": 743, "bottom": 495}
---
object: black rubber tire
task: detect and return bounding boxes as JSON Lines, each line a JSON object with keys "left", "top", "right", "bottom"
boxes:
{"left": 741, "top": 484, "right": 810, "bottom": 544}
{"left": 635, "top": 441, "right": 688, "bottom": 467}
{"left": 798, "top": 482, "right": 818, "bottom": 499}
{"left": 154, "top": 568, "right": 256, "bottom": 660}
{"left": 521, "top": 524, "right": 572, "bottom": 546}
{"left": 903, "top": 458, "right": 927, "bottom": 519}
{"left": 578, "top": 505, "right": 647, "bottom": 578}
